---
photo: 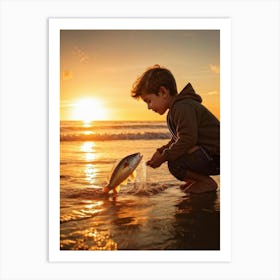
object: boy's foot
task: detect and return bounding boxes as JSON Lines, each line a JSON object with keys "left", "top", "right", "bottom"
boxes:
{"left": 183, "top": 180, "right": 217, "bottom": 194}
{"left": 180, "top": 180, "right": 196, "bottom": 191}
{"left": 182, "top": 171, "right": 218, "bottom": 194}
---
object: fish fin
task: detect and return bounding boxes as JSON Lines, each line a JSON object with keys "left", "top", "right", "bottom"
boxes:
{"left": 129, "top": 170, "right": 137, "bottom": 181}
{"left": 121, "top": 178, "right": 128, "bottom": 186}
{"left": 113, "top": 185, "right": 121, "bottom": 194}
{"left": 103, "top": 186, "right": 110, "bottom": 194}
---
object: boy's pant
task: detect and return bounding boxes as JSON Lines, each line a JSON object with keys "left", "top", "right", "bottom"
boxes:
{"left": 167, "top": 146, "right": 220, "bottom": 181}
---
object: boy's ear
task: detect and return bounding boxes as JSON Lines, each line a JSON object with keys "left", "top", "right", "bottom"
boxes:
{"left": 159, "top": 86, "right": 169, "bottom": 97}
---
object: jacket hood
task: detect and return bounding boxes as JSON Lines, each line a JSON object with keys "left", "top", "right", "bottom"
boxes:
{"left": 173, "top": 83, "right": 202, "bottom": 104}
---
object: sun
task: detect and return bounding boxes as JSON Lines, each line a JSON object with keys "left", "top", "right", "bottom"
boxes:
{"left": 72, "top": 98, "right": 108, "bottom": 122}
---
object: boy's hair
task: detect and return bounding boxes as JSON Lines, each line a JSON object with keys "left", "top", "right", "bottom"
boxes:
{"left": 131, "top": 65, "right": 178, "bottom": 99}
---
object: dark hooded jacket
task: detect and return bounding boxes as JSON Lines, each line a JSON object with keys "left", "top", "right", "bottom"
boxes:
{"left": 159, "top": 83, "right": 220, "bottom": 161}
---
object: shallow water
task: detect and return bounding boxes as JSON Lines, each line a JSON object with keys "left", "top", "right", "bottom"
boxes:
{"left": 60, "top": 184, "right": 220, "bottom": 250}
{"left": 60, "top": 121, "right": 220, "bottom": 250}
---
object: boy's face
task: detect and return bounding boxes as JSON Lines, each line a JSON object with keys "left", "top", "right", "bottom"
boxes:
{"left": 141, "top": 87, "right": 172, "bottom": 115}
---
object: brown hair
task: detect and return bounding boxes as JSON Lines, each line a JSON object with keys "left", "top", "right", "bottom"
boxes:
{"left": 131, "top": 65, "right": 178, "bottom": 99}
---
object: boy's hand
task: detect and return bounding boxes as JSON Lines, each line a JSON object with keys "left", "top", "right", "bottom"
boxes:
{"left": 146, "top": 150, "right": 166, "bottom": 168}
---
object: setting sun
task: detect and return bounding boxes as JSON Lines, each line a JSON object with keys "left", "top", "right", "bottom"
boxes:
{"left": 71, "top": 98, "right": 108, "bottom": 121}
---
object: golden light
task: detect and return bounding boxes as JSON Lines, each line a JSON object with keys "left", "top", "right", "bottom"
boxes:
{"left": 80, "top": 142, "right": 96, "bottom": 161}
{"left": 84, "top": 164, "right": 97, "bottom": 184}
{"left": 81, "top": 142, "right": 95, "bottom": 153}
{"left": 72, "top": 98, "right": 108, "bottom": 122}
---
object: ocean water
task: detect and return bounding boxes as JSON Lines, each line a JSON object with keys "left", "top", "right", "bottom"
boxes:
{"left": 60, "top": 121, "right": 220, "bottom": 250}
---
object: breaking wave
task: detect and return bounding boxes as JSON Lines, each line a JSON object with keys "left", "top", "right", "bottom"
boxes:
{"left": 60, "top": 132, "right": 170, "bottom": 141}
{"left": 60, "top": 121, "right": 171, "bottom": 141}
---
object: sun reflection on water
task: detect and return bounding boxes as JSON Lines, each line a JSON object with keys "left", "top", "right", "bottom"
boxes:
{"left": 81, "top": 142, "right": 95, "bottom": 153}
{"left": 60, "top": 228, "right": 117, "bottom": 250}
{"left": 84, "top": 164, "right": 97, "bottom": 184}
{"left": 80, "top": 142, "right": 99, "bottom": 184}
{"left": 81, "top": 142, "right": 97, "bottom": 162}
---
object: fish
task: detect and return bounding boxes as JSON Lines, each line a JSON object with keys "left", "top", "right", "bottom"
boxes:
{"left": 103, "top": 152, "right": 143, "bottom": 195}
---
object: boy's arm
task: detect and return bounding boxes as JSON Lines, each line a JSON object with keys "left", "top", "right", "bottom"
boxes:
{"left": 146, "top": 137, "right": 175, "bottom": 168}
{"left": 162, "top": 103, "right": 197, "bottom": 161}
{"left": 156, "top": 137, "right": 176, "bottom": 154}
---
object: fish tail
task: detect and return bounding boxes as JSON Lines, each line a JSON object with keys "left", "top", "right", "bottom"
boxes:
{"left": 103, "top": 186, "right": 110, "bottom": 194}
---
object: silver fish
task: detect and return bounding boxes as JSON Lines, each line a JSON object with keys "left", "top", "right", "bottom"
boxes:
{"left": 103, "top": 153, "right": 143, "bottom": 194}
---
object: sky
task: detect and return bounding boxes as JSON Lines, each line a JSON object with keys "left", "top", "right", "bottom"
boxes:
{"left": 60, "top": 30, "right": 220, "bottom": 121}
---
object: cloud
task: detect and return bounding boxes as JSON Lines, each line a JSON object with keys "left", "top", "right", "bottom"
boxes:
{"left": 206, "top": 90, "right": 219, "bottom": 96}
{"left": 62, "top": 70, "right": 73, "bottom": 81}
{"left": 210, "top": 64, "right": 220, "bottom": 74}
{"left": 73, "top": 46, "right": 89, "bottom": 63}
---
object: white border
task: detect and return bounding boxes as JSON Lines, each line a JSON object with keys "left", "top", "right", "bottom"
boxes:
{"left": 1, "top": 1, "right": 279, "bottom": 279}
{"left": 49, "top": 18, "right": 231, "bottom": 262}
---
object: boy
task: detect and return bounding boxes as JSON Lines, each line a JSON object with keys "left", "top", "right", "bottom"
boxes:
{"left": 131, "top": 65, "right": 220, "bottom": 193}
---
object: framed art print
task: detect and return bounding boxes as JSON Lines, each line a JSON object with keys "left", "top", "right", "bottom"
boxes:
{"left": 48, "top": 18, "right": 231, "bottom": 262}
{"left": 2, "top": 0, "right": 280, "bottom": 279}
